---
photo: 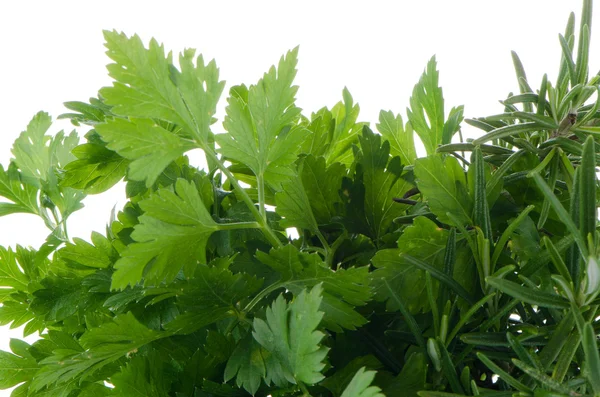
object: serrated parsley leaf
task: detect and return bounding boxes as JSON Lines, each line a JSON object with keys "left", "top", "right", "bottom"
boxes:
{"left": 110, "top": 351, "right": 171, "bottom": 397}
{"left": 216, "top": 48, "right": 304, "bottom": 186}
{"left": 344, "top": 128, "right": 412, "bottom": 243}
{"left": 0, "top": 164, "right": 39, "bottom": 217}
{"left": 372, "top": 216, "right": 448, "bottom": 313}
{"left": 166, "top": 264, "right": 263, "bottom": 334}
{"left": 95, "top": 118, "right": 196, "bottom": 187}
{"left": 224, "top": 332, "right": 266, "bottom": 395}
{"left": 0, "top": 246, "right": 29, "bottom": 291}
{"left": 59, "top": 232, "right": 114, "bottom": 269}
{"left": 340, "top": 367, "right": 385, "bottom": 397}
{"left": 275, "top": 173, "right": 320, "bottom": 233}
{"left": 253, "top": 285, "right": 328, "bottom": 386}
{"left": 377, "top": 110, "right": 416, "bottom": 165}
{"left": 111, "top": 178, "right": 219, "bottom": 289}
{"left": 414, "top": 155, "right": 472, "bottom": 226}
{"left": 407, "top": 56, "right": 445, "bottom": 156}
{"left": 100, "top": 31, "right": 224, "bottom": 145}
{"left": 0, "top": 339, "right": 38, "bottom": 389}
{"left": 257, "top": 245, "right": 370, "bottom": 331}
{"left": 275, "top": 155, "right": 346, "bottom": 231}
{"left": 30, "top": 312, "right": 162, "bottom": 391}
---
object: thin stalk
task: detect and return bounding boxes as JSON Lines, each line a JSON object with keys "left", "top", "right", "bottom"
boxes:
{"left": 217, "top": 221, "right": 262, "bottom": 231}
{"left": 204, "top": 149, "right": 283, "bottom": 248}
{"left": 257, "top": 172, "right": 267, "bottom": 221}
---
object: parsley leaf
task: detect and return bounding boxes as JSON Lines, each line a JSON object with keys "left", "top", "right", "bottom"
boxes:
{"left": 215, "top": 48, "right": 304, "bottom": 186}
{"left": 111, "top": 178, "right": 219, "bottom": 289}
{"left": 340, "top": 367, "right": 385, "bottom": 397}
{"left": 100, "top": 31, "right": 224, "bottom": 145}
{"left": 252, "top": 284, "right": 328, "bottom": 386}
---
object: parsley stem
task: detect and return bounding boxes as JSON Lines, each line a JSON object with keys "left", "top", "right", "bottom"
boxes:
{"left": 217, "top": 221, "right": 261, "bottom": 231}
{"left": 257, "top": 173, "right": 267, "bottom": 221}
{"left": 203, "top": 149, "right": 283, "bottom": 248}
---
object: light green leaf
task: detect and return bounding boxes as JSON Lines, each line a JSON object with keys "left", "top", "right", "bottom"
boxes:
{"left": 414, "top": 155, "right": 472, "bottom": 226}
{"left": 252, "top": 285, "right": 328, "bottom": 385}
{"left": 0, "top": 340, "right": 38, "bottom": 389}
{"left": 0, "top": 164, "right": 39, "bottom": 216}
{"left": 111, "top": 178, "right": 219, "bottom": 289}
{"left": 100, "top": 31, "right": 224, "bottom": 144}
{"left": 275, "top": 173, "right": 319, "bottom": 233}
{"left": 61, "top": 141, "right": 129, "bottom": 194}
{"left": 216, "top": 48, "right": 304, "bottom": 185}
{"left": 59, "top": 232, "right": 113, "bottom": 269}
{"left": 96, "top": 118, "right": 195, "bottom": 187}
{"left": 0, "top": 246, "right": 29, "bottom": 291}
{"left": 407, "top": 56, "right": 445, "bottom": 155}
{"left": 298, "top": 155, "right": 346, "bottom": 225}
{"left": 325, "top": 88, "right": 365, "bottom": 166}
{"left": 340, "top": 367, "right": 385, "bottom": 397}
{"left": 377, "top": 110, "right": 416, "bottom": 165}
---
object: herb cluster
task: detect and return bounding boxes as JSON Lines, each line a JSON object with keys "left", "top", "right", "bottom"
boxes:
{"left": 1, "top": 1, "right": 600, "bottom": 396}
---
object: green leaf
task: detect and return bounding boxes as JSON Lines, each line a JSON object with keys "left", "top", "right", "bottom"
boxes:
{"left": 11, "top": 111, "right": 54, "bottom": 186}
{"left": 0, "top": 340, "right": 38, "bottom": 389}
{"left": 275, "top": 172, "right": 320, "bottom": 234}
{"left": 30, "top": 312, "right": 162, "bottom": 391}
{"left": 58, "top": 232, "right": 113, "bottom": 269}
{"left": 216, "top": 48, "right": 304, "bottom": 185}
{"left": 256, "top": 245, "right": 370, "bottom": 332}
{"left": 377, "top": 110, "right": 416, "bottom": 165}
{"left": 0, "top": 246, "right": 29, "bottom": 291}
{"left": 582, "top": 322, "right": 600, "bottom": 393}
{"left": 110, "top": 351, "right": 171, "bottom": 397}
{"left": 383, "top": 352, "right": 427, "bottom": 397}
{"left": 321, "top": 355, "right": 383, "bottom": 397}
{"left": 224, "top": 331, "right": 266, "bottom": 395}
{"left": 252, "top": 284, "right": 328, "bottom": 385}
{"left": 325, "top": 88, "right": 365, "bottom": 165}
{"left": 407, "top": 56, "right": 445, "bottom": 155}
{"left": 476, "top": 352, "right": 532, "bottom": 393}
{"left": 371, "top": 216, "right": 451, "bottom": 313}
{"left": 166, "top": 264, "right": 263, "bottom": 334}
{"left": 578, "top": 135, "right": 596, "bottom": 247}
{"left": 298, "top": 155, "right": 346, "bottom": 225}
{"left": 345, "top": 127, "right": 412, "bottom": 241}
{"left": 340, "top": 367, "right": 385, "bottom": 397}
{"left": 61, "top": 141, "right": 129, "bottom": 194}
{"left": 531, "top": 172, "right": 589, "bottom": 259}
{"left": 100, "top": 31, "right": 224, "bottom": 144}
{"left": 470, "top": 147, "right": 492, "bottom": 240}
{"left": 111, "top": 178, "right": 219, "bottom": 289}
{"left": 0, "top": 164, "right": 39, "bottom": 216}
{"left": 414, "top": 155, "right": 472, "bottom": 226}
{"left": 96, "top": 118, "right": 195, "bottom": 187}
{"left": 485, "top": 277, "right": 569, "bottom": 308}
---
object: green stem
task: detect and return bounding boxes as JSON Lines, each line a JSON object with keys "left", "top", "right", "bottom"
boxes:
{"left": 298, "top": 381, "right": 311, "bottom": 396}
{"left": 217, "top": 221, "right": 262, "bottom": 231}
{"left": 257, "top": 173, "right": 267, "bottom": 221}
{"left": 326, "top": 230, "right": 348, "bottom": 268}
{"left": 243, "top": 282, "right": 285, "bottom": 313}
{"left": 204, "top": 149, "right": 283, "bottom": 248}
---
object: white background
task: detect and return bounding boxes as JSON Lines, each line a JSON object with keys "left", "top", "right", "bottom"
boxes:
{"left": 0, "top": 1, "right": 594, "bottom": 394}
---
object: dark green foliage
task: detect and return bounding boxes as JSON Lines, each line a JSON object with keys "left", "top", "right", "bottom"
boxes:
{"left": 1, "top": 3, "right": 600, "bottom": 396}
